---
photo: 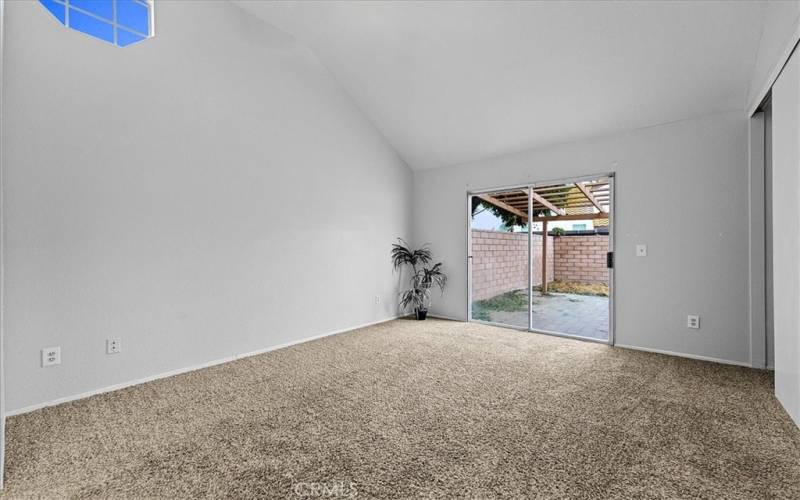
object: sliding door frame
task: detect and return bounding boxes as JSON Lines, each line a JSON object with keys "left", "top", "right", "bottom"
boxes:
{"left": 466, "top": 172, "right": 615, "bottom": 346}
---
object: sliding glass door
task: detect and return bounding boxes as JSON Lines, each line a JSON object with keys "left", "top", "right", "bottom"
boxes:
{"left": 468, "top": 176, "right": 614, "bottom": 344}
{"left": 469, "top": 187, "right": 530, "bottom": 329}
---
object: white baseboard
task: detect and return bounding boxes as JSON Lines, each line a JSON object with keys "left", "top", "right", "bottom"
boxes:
{"left": 6, "top": 316, "right": 401, "bottom": 418}
{"left": 426, "top": 316, "right": 752, "bottom": 368}
{"left": 427, "top": 313, "right": 466, "bottom": 322}
{"left": 9, "top": 318, "right": 757, "bottom": 418}
{"left": 615, "top": 343, "right": 752, "bottom": 368}
{"left": 453, "top": 317, "right": 750, "bottom": 368}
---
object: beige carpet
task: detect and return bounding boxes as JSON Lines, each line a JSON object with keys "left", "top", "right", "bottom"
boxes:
{"left": 3, "top": 319, "right": 800, "bottom": 499}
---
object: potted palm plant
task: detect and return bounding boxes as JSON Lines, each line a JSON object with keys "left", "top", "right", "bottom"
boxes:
{"left": 391, "top": 239, "right": 447, "bottom": 320}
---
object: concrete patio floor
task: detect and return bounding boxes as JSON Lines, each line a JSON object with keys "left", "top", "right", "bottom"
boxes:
{"left": 472, "top": 291, "right": 609, "bottom": 341}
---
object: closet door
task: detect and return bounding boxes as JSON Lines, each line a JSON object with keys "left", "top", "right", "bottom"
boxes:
{"left": 1, "top": 0, "right": 6, "bottom": 487}
{"left": 771, "top": 48, "right": 800, "bottom": 427}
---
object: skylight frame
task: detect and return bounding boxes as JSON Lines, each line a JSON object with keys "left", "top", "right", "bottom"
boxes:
{"left": 39, "top": 0, "right": 155, "bottom": 48}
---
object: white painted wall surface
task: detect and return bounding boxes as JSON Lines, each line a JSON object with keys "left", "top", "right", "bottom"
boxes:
{"left": 771, "top": 49, "right": 800, "bottom": 427}
{"left": 748, "top": 0, "right": 800, "bottom": 111}
{"left": 2, "top": 1, "right": 411, "bottom": 412}
{"left": 414, "top": 112, "right": 751, "bottom": 365}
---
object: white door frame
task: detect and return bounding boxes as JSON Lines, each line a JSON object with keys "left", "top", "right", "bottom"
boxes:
{"left": 466, "top": 173, "right": 616, "bottom": 346}
{"left": 748, "top": 110, "right": 768, "bottom": 369}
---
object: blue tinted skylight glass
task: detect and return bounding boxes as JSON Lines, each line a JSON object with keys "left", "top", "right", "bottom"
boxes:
{"left": 117, "top": 0, "right": 149, "bottom": 35}
{"left": 68, "top": 8, "right": 115, "bottom": 44}
{"left": 39, "top": 0, "right": 152, "bottom": 47}
{"left": 70, "top": 0, "right": 114, "bottom": 21}
{"left": 39, "top": 0, "right": 66, "bottom": 24}
{"left": 117, "top": 28, "right": 146, "bottom": 47}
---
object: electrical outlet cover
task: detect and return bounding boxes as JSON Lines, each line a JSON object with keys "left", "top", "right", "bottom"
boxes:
{"left": 687, "top": 315, "right": 700, "bottom": 329}
{"left": 42, "top": 346, "right": 61, "bottom": 367}
{"left": 106, "top": 338, "right": 122, "bottom": 354}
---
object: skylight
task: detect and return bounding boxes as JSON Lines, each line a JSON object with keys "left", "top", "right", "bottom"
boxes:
{"left": 39, "top": 0, "right": 153, "bottom": 47}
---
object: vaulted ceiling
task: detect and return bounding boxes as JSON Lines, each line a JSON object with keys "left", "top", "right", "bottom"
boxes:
{"left": 235, "top": 1, "right": 766, "bottom": 170}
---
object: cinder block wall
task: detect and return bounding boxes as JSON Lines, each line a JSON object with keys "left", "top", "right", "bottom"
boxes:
{"left": 553, "top": 235, "right": 610, "bottom": 283}
{"left": 471, "top": 230, "right": 554, "bottom": 301}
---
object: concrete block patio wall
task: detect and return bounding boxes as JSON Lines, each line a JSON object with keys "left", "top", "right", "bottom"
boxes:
{"left": 471, "top": 230, "right": 609, "bottom": 301}
{"left": 471, "top": 230, "right": 554, "bottom": 301}
{"left": 553, "top": 235, "right": 610, "bottom": 283}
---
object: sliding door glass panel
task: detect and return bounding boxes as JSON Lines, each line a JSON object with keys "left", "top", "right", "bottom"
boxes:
{"left": 470, "top": 188, "right": 530, "bottom": 329}
{"left": 529, "top": 178, "right": 611, "bottom": 341}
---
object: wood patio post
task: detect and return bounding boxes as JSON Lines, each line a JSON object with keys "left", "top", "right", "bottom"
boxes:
{"left": 541, "top": 220, "right": 548, "bottom": 294}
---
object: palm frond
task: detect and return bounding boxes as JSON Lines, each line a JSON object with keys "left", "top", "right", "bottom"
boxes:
{"left": 391, "top": 238, "right": 433, "bottom": 270}
{"left": 414, "top": 263, "right": 447, "bottom": 294}
{"left": 391, "top": 239, "right": 416, "bottom": 271}
{"left": 399, "top": 287, "right": 429, "bottom": 311}
{"left": 412, "top": 246, "right": 432, "bottom": 266}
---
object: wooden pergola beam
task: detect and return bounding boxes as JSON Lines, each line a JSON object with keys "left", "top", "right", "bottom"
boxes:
{"left": 533, "top": 192, "right": 609, "bottom": 202}
{"left": 476, "top": 193, "right": 529, "bottom": 220}
{"left": 477, "top": 193, "right": 610, "bottom": 222}
{"left": 535, "top": 212, "right": 609, "bottom": 222}
{"left": 575, "top": 182, "right": 608, "bottom": 213}
{"left": 531, "top": 191, "right": 566, "bottom": 216}
{"left": 541, "top": 220, "right": 548, "bottom": 293}
{"left": 488, "top": 189, "right": 609, "bottom": 204}
{"left": 533, "top": 184, "right": 609, "bottom": 194}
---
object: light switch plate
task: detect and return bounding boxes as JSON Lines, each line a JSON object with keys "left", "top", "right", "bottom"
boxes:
{"left": 42, "top": 346, "right": 61, "bottom": 367}
{"left": 636, "top": 244, "right": 647, "bottom": 257}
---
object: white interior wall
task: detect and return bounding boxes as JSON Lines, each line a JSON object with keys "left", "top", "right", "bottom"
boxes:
{"left": 2, "top": 1, "right": 412, "bottom": 413}
{"left": 414, "top": 111, "right": 752, "bottom": 365}
{"left": 771, "top": 49, "right": 800, "bottom": 427}
{"left": 748, "top": 0, "right": 800, "bottom": 111}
